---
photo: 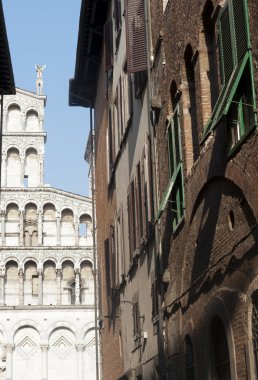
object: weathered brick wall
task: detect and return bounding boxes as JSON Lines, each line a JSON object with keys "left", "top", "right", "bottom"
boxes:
{"left": 151, "top": 0, "right": 258, "bottom": 378}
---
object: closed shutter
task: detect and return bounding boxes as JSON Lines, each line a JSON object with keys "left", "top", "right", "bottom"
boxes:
{"left": 219, "top": 4, "right": 234, "bottom": 83}
{"left": 127, "top": 192, "right": 133, "bottom": 260}
{"left": 104, "top": 20, "right": 113, "bottom": 72}
{"left": 141, "top": 147, "right": 147, "bottom": 240}
{"left": 125, "top": 0, "right": 147, "bottom": 73}
{"left": 136, "top": 162, "right": 143, "bottom": 241}
{"left": 110, "top": 225, "right": 116, "bottom": 289}
{"left": 167, "top": 122, "right": 174, "bottom": 178}
{"left": 232, "top": 0, "right": 249, "bottom": 63}
{"left": 104, "top": 238, "right": 111, "bottom": 298}
{"left": 131, "top": 179, "right": 137, "bottom": 251}
{"left": 147, "top": 135, "right": 154, "bottom": 223}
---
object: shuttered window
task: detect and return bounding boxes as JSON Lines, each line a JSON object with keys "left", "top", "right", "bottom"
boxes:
{"left": 157, "top": 104, "right": 185, "bottom": 232}
{"left": 125, "top": 0, "right": 147, "bottom": 73}
{"left": 133, "top": 301, "right": 140, "bottom": 339}
{"left": 151, "top": 279, "right": 159, "bottom": 320}
{"left": 110, "top": 225, "right": 116, "bottom": 289}
{"left": 202, "top": 0, "right": 256, "bottom": 144}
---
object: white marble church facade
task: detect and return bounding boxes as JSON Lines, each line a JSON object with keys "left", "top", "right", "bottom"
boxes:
{"left": 0, "top": 87, "right": 96, "bottom": 380}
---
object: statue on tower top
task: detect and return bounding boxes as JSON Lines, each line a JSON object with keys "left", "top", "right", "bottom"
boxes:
{"left": 35, "top": 64, "right": 46, "bottom": 95}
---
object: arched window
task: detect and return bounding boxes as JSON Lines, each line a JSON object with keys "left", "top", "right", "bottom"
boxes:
{"left": 185, "top": 335, "right": 195, "bottom": 380}
{"left": 26, "top": 110, "right": 39, "bottom": 131}
{"left": 5, "top": 260, "right": 19, "bottom": 305}
{"left": 5, "top": 203, "right": 19, "bottom": 246}
{"left": 24, "top": 260, "right": 38, "bottom": 305}
{"left": 25, "top": 148, "right": 39, "bottom": 187}
{"left": 24, "top": 203, "right": 38, "bottom": 247}
{"left": 79, "top": 214, "right": 92, "bottom": 246}
{"left": 6, "top": 148, "right": 21, "bottom": 187}
{"left": 43, "top": 260, "right": 57, "bottom": 305}
{"left": 7, "top": 104, "right": 22, "bottom": 132}
{"left": 43, "top": 203, "right": 56, "bottom": 245}
{"left": 80, "top": 261, "right": 93, "bottom": 304}
{"left": 182, "top": 44, "right": 199, "bottom": 172}
{"left": 61, "top": 209, "right": 74, "bottom": 245}
{"left": 252, "top": 292, "right": 258, "bottom": 377}
{"left": 210, "top": 316, "right": 231, "bottom": 380}
{"left": 62, "top": 260, "right": 75, "bottom": 305}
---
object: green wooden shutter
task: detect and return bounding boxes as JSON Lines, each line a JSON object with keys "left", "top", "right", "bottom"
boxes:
{"left": 232, "top": 0, "right": 249, "bottom": 63}
{"left": 219, "top": 4, "right": 234, "bottom": 83}
{"left": 173, "top": 108, "right": 181, "bottom": 168}
{"left": 167, "top": 122, "right": 174, "bottom": 178}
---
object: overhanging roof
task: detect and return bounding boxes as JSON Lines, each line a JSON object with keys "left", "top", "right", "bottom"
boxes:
{"left": 0, "top": 0, "right": 15, "bottom": 95}
{"left": 69, "top": 0, "right": 108, "bottom": 108}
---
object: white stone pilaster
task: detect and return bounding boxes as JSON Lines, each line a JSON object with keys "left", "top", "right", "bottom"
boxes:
{"left": 40, "top": 344, "right": 49, "bottom": 380}
{"left": 76, "top": 344, "right": 85, "bottom": 380}
{"left": 5, "top": 344, "right": 13, "bottom": 380}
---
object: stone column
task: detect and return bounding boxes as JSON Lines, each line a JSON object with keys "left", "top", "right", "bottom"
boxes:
{"left": 56, "top": 268, "right": 62, "bottom": 305}
{"left": 5, "top": 344, "right": 13, "bottom": 380}
{"left": 1, "top": 211, "right": 5, "bottom": 246}
{"left": 18, "top": 268, "right": 24, "bottom": 305}
{"left": 40, "top": 344, "right": 49, "bottom": 380}
{"left": 19, "top": 210, "right": 24, "bottom": 246}
{"left": 74, "top": 222, "right": 79, "bottom": 246}
{"left": 38, "top": 267, "right": 43, "bottom": 305}
{"left": 20, "top": 154, "right": 25, "bottom": 187}
{"left": 75, "top": 269, "right": 81, "bottom": 305}
{"left": 39, "top": 156, "right": 44, "bottom": 186}
{"left": 76, "top": 344, "right": 85, "bottom": 380}
{"left": 38, "top": 210, "right": 43, "bottom": 246}
{"left": 56, "top": 216, "right": 61, "bottom": 246}
{"left": 0, "top": 268, "right": 5, "bottom": 305}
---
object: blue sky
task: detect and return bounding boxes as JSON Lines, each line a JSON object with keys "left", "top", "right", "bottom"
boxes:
{"left": 3, "top": 0, "right": 90, "bottom": 196}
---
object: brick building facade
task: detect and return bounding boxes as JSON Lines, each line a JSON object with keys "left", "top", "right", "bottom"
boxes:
{"left": 70, "top": 0, "right": 258, "bottom": 379}
{"left": 152, "top": 0, "right": 258, "bottom": 379}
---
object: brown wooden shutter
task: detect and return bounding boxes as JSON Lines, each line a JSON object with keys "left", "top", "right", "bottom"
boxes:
{"left": 136, "top": 162, "right": 143, "bottom": 241}
{"left": 110, "top": 225, "right": 116, "bottom": 289}
{"left": 125, "top": 0, "right": 147, "bottom": 73}
{"left": 141, "top": 147, "right": 147, "bottom": 240}
{"left": 104, "top": 20, "right": 113, "bottom": 72}
{"left": 146, "top": 135, "right": 154, "bottom": 226}
{"left": 104, "top": 238, "right": 111, "bottom": 299}
{"left": 127, "top": 192, "right": 133, "bottom": 261}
